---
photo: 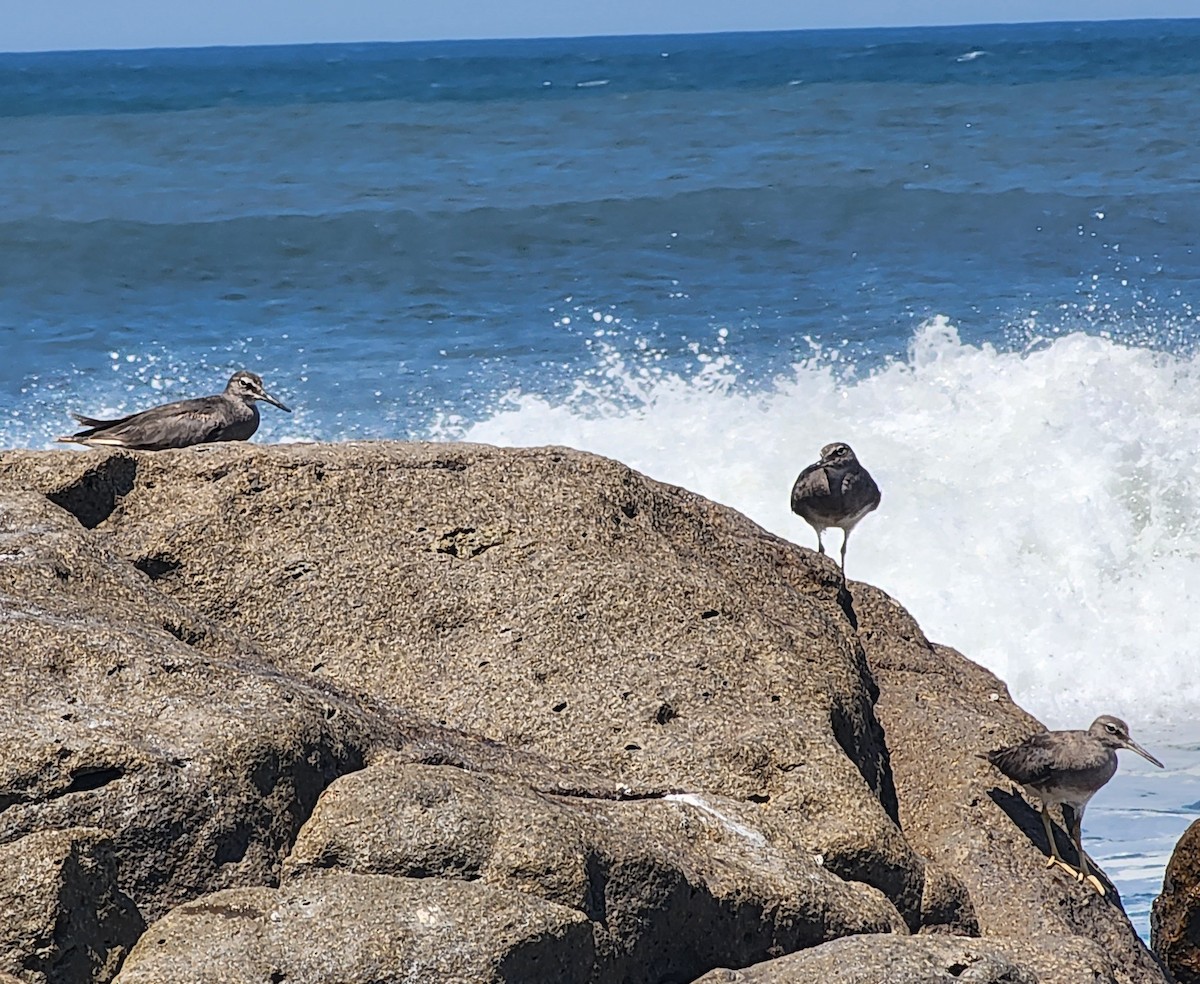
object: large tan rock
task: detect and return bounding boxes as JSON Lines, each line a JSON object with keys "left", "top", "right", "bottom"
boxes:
{"left": 0, "top": 442, "right": 1167, "bottom": 982}
{"left": 691, "top": 932, "right": 1118, "bottom": 983}
{"left": 1151, "top": 818, "right": 1200, "bottom": 982}
{"left": 281, "top": 755, "right": 903, "bottom": 982}
{"left": 113, "top": 872, "right": 595, "bottom": 984}
{"left": 0, "top": 443, "right": 930, "bottom": 925}
{"left": 0, "top": 472, "right": 631, "bottom": 981}
{"left": 0, "top": 486, "right": 371, "bottom": 923}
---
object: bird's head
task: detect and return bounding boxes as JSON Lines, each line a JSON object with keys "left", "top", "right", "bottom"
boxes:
{"left": 227, "top": 371, "right": 292, "bottom": 412}
{"left": 1089, "top": 715, "right": 1163, "bottom": 768}
{"left": 819, "top": 442, "right": 856, "bottom": 466}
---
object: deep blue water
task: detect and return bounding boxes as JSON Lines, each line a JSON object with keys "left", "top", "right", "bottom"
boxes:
{"left": 4, "top": 20, "right": 1200, "bottom": 437}
{"left": 3, "top": 20, "right": 1200, "bottom": 939}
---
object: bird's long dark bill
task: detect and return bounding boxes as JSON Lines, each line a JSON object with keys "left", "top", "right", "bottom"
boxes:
{"left": 1126, "top": 739, "right": 1164, "bottom": 768}
{"left": 262, "top": 392, "right": 292, "bottom": 412}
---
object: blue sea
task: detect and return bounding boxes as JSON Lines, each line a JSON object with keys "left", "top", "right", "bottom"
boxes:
{"left": 3, "top": 20, "right": 1199, "bottom": 938}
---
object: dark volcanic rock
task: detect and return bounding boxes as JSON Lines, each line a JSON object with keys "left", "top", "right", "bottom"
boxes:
{"left": 1152, "top": 817, "right": 1200, "bottom": 982}
{"left": 0, "top": 442, "right": 1168, "bottom": 983}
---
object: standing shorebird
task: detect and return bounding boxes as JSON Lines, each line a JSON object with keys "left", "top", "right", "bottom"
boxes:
{"left": 790, "top": 442, "right": 881, "bottom": 580}
{"left": 982, "top": 715, "right": 1163, "bottom": 894}
{"left": 57, "top": 370, "right": 291, "bottom": 451}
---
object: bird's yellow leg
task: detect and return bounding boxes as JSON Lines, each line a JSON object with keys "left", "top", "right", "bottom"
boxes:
{"left": 1041, "top": 807, "right": 1083, "bottom": 877}
{"left": 1071, "top": 811, "right": 1105, "bottom": 895}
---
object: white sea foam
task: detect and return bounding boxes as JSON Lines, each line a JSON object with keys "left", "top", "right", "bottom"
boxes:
{"left": 451, "top": 316, "right": 1200, "bottom": 729}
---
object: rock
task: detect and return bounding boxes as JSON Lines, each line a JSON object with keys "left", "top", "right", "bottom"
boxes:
{"left": 0, "top": 443, "right": 932, "bottom": 927}
{"left": 0, "top": 442, "right": 1167, "bottom": 982}
{"left": 113, "top": 872, "right": 595, "bottom": 984}
{"left": 691, "top": 932, "right": 1118, "bottom": 983}
{"left": 0, "top": 828, "right": 143, "bottom": 983}
{"left": 281, "top": 755, "right": 903, "bottom": 982}
{"left": 1151, "top": 817, "right": 1200, "bottom": 982}
{"left": 0, "top": 475, "right": 630, "bottom": 980}
{"left": 0, "top": 487, "right": 370, "bottom": 926}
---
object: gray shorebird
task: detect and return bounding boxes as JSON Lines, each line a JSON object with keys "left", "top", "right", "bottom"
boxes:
{"left": 57, "top": 370, "right": 291, "bottom": 451}
{"left": 982, "top": 715, "right": 1163, "bottom": 894}
{"left": 790, "top": 442, "right": 881, "bottom": 579}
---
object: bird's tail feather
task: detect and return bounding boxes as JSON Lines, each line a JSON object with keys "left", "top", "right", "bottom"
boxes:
{"left": 69, "top": 412, "right": 125, "bottom": 428}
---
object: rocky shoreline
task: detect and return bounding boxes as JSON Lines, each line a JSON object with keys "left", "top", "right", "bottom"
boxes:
{"left": 0, "top": 442, "right": 1175, "bottom": 982}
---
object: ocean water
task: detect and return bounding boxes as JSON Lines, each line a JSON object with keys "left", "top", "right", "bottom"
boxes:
{"left": 2, "top": 20, "right": 1198, "bottom": 938}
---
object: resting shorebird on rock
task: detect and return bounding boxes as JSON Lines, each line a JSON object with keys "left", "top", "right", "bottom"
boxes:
{"left": 981, "top": 715, "right": 1163, "bottom": 894}
{"left": 790, "top": 442, "right": 880, "bottom": 581}
{"left": 58, "top": 370, "right": 291, "bottom": 451}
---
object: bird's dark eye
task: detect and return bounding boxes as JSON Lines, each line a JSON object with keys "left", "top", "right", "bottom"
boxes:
{"left": 1105, "top": 724, "right": 1117, "bottom": 733}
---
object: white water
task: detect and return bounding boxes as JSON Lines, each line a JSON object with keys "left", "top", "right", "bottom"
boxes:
{"left": 455, "top": 316, "right": 1200, "bottom": 731}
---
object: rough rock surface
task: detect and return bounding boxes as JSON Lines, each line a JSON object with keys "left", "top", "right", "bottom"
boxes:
{"left": 278, "top": 756, "right": 903, "bottom": 982}
{"left": 1152, "top": 817, "right": 1200, "bottom": 982}
{"left": 0, "top": 442, "right": 1167, "bottom": 983}
{"left": 115, "top": 873, "right": 596, "bottom": 984}
{"left": 0, "top": 485, "right": 371, "bottom": 924}
{"left": 0, "top": 828, "right": 143, "bottom": 983}
{"left": 852, "top": 587, "right": 1166, "bottom": 981}
{"left": 691, "top": 933, "right": 1119, "bottom": 983}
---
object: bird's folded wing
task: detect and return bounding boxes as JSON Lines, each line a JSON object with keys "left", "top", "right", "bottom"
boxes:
{"left": 841, "top": 467, "right": 881, "bottom": 504}
{"left": 70, "top": 411, "right": 135, "bottom": 428}
{"left": 988, "top": 738, "right": 1058, "bottom": 786}
{"left": 791, "top": 463, "right": 831, "bottom": 505}
{"left": 91, "top": 403, "right": 226, "bottom": 448}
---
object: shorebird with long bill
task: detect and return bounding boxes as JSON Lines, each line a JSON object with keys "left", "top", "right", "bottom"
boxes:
{"left": 58, "top": 371, "right": 291, "bottom": 451}
{"left": 981, "top": 715, "right": 1163, "bottom": 894}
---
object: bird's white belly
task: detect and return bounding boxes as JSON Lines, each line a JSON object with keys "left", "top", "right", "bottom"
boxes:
{"left": 834, "top": 503, "right": 876, "bottom": 530}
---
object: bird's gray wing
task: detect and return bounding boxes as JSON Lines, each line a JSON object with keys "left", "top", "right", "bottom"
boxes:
{"left": 791, "top": 462, "right": 831, "bottom": 513}
{"left": 70, "top": 411, "right": 138, "bottom": 429}
{"left": 840, "top": 466, "right": 882, "bottom": 510}
{"left": 985, "top": 730, "right": 1095, "bottom": 786}
{"left": 58, "top": 409, "right": 143, "bottom": 444}
{"left": 76, "top": 398, "right": 226, "bottom": 450}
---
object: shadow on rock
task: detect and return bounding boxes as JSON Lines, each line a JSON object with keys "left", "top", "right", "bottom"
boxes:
{"left": 984, "top": 788, "right": 1113, "bottom": 897}
{"left": 837, "top": 584, "right": 858, "bottom": 629}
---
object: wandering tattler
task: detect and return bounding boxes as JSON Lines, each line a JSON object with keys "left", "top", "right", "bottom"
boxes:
{"left": 982, "top": 715, "right": 1163, "bottom": 894}
{"left": 790, "top": 442, "right": 881, "bottom": 580}
{"left": 57, "top": 371, "right": 291, "bottom": 451}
